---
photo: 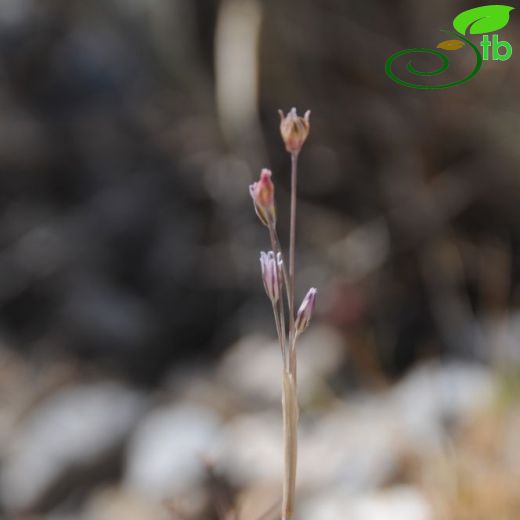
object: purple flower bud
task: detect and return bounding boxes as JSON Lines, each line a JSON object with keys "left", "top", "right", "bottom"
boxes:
{"left": 249, "top": 169, "right": 276, "bottom": 227}
{"left": 260, "top": 251, "right": 281, "bottom": 303}
{"left": 295, "top": 287, "right": 317, "bottom": 335}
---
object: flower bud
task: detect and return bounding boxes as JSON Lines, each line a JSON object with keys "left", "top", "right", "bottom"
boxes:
{"left": 260, "top": 251, "right": 282, "bottom": 303}
{"left": 295, "top": 287, "right": 317, "bottom": 335}
{"left": 279, "top": 108, "right": 310, "bottom": 154}
{"left": 249, "top": 169, "right": 276, "bottom": 227}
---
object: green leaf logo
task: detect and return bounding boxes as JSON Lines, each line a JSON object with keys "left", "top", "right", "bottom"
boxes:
{"left": 453, "top": 5, "right": 514, "bottom": 35}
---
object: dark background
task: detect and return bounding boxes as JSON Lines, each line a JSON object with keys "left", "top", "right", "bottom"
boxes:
{"left": 0, "top": 1, "right": 519, "bottom": 518}
{"left": 2, "top": 0, "right": 519, "bottom": 380}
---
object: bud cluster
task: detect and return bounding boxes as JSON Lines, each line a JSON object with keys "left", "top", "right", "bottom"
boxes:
{"left": 248, "top": 108, "right": 316, "bottom": 520}
{"left": 250, "top": 108, "right": 316, "bottom": 349}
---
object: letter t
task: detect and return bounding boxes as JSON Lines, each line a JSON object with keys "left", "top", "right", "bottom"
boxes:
{"left": 480, "top": 35, "right": 491, "bottom": 60}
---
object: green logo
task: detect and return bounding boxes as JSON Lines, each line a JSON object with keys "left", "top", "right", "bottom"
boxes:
{"left": 385, "top": 5, "right": 514, "bottom": 89}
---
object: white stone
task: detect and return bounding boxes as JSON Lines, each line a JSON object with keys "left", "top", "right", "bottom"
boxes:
{"left": 299, "top": 402, "right": 402, "bottom": 491}
{"left": 213, "top": 411, "right": 282, "bottom": 485}
{"left": 389, "top": 362, "right": 496, "bottom": 450}
{"left": 125, "top": 404, "right": 221, "bottom": 498}
{"left": 1, "top": 383, "right": 144, "bottom": 512}
{"left": 301, "top": 485, "right": 432, "bottom": 520}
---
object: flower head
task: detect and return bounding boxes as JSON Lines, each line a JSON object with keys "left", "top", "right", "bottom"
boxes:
{"left": 249, "top": 168, "right": 276, "bottom": 227}
{"left": 279, "top": 108, "right": 311, "bottom": 154}
{"left": 260, "top": 251, "right": 283, "bottom": 303}
{"left": 295, "top": 287, "right": 317, "bottom": 336}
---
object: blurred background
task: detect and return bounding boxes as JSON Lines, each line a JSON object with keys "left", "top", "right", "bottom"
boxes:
{"left": 0, "top": 0, "right": 519, "bottom": 518}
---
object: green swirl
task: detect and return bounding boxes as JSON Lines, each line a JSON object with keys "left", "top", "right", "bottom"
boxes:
{"left": 385, "top": 31, "right": 482, "bottom": 89}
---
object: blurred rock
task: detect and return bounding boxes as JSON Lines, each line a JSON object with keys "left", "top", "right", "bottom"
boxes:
{"left": 125, "top": 404, "right": 222, "bottom": 498}
{"left": 300, "top": 402, "right": 403, "bottom": 491}
{"left": 215, "top": 411, "right": 282, "bottom": 486}
{"left": 217, "top": 325, "right": 345, "bottom": 406}
{"left": 232, "top": 484, "right": 280, "bottom": 520}
{"left": 217, "top": 334, "right": 282, "bottom": 404}
{"left": 296, "top": 325, "right": 346, "bottom": 403}
{"left": 300, "top": 362, "right": 496, "bottom": 492}
{"left": 503, "top": 409, "right": 520, "bottom": 473}
{"left": 216, "top": 361, "right": 497, "bottom": 498}
{"left": 484, "top": 311, "right": 520, "bottom": 367}
{"left": 84, "top": 486, "right": 170, "bottom": 520}
{"left": 389, "top": 361, "right": 496, "bottom": 450}
{"left": 0, "top": 346, "right": 33, "bottom": 447}
{"left": 0, "top": 382, "right": 145, "bottom": 513}
{"left": 163, "top": 365, "right": 243, "bottom": 420}
{"left": 301, "top": 485, "right": 432, "bottom": 520}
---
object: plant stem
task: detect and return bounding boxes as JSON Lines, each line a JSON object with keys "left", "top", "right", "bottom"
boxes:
{"left": 288, "top": 151, "right": 298, "bottom": 375}
{"left": 282, "top": 151, "right": 299, "bottom": 520}
{"left": 270, "top": 228, "right": 291, "bottom": 312}
{"left": 268, "top": 227, "right": 288, "bottom": 366}
{"left": 282, "top": 370, "right": 298, "bottom": 520}
{"left": 271, "top": 302, "right": 286, "bottom": 371}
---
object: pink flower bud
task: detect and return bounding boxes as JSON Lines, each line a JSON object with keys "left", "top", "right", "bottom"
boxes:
{"left": 279, "top": 108, "right": 311, "bottom": 154}
{"left": 295, "top": 287, "right": 317, "bottom": 335}
{"left": 260, "top": 251, "right": 282, "bottom": 303}
{"left": 249, "top": 169, "right": 276, "bottom": 227}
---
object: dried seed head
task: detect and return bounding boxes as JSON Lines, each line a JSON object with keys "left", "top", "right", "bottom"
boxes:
{"left": 249, "top": 169, "right": 276, "bottom": 227}
{"left": 279, "top": 108, "right": 311, "bottom": 154}
{"left": 295, "top": 287, "right": 317, "bottom": 335}
{"left": 260, "top": 251, "right": 281, "bottom": 303}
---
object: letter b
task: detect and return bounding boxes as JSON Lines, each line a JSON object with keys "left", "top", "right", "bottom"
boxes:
{"left": 492, "top": 34, "right": 512, "bottom": 61}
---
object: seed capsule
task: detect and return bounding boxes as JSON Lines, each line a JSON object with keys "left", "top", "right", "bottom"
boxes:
{"left": 279, "top": 108, "right": 311, "bottom": 154}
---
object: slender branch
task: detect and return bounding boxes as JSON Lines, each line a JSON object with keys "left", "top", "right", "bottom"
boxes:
{"left": 271, "top": 301, "right": 287, "bottom": 371}
{"left": 268, "top": 227, "right": 288, "bottom": 363}
{"left": 281, "top": 151, "right": 300, "bottom": 520}
{"left": 270, "top": 228, "right": 291, "bottom": 308}
{"left": 282, "top": 370, "right": 298, "bottom": 520}
{"left": 288, "top": 151, "right": 299, "bottom": 376}
{"left": 278, "top": 298, "right": 288, "bottom": 369}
